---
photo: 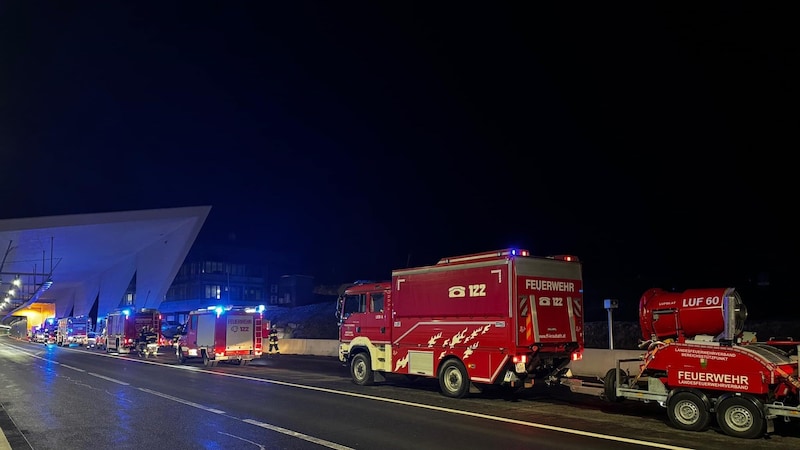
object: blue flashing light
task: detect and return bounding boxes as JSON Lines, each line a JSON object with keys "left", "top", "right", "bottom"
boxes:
{"left": 47, "top": 318, "right": 54, "bottom": 324}
{"left": 215, "top": 306, "right": 224, "bottom": 317}
{"left": 122, "top": 309, "right": 131, "bottom": 317}
{"left": 258, "top": 305, "right": 265, "bottom": 313}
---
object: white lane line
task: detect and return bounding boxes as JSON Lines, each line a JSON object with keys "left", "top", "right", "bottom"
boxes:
{"left": 60, "top": 364, "right": 86, "bottom": 372}
{"left": 139, "top": 388, "right": 352, "bottom": 450}
{"left": 87, "top": 372, "right": 130, "bottom": 385}
{"left": 138, "top": 388, "right": 226, "bottom": 414}
{"left": 218, "top": 432, "right": 265, "bottom": 450}
{"left": 243, "top": 419, "right": 354, "bottom": 450}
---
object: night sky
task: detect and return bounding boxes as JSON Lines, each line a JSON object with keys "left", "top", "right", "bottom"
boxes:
{"left": 1, "top": 3, "right": 795, "bottom": 320}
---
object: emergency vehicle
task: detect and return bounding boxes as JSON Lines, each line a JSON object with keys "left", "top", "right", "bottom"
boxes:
{"left": 56, "top": 316, "right": 90, "bottom": 346}
{"left": 337, "top": 249, "right": 583, "bottom": 398}
{"left": 104, "top": 308, "right": 162, "bottom": 354}
{"left": 561, "top": 287, "right": 800, "bottom": 439}
{"left": 175, "top": 305, "right": 267, "bottom": 367}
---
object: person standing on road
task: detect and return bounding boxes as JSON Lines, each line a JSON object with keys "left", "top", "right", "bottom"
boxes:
{"left": 268, "top": 324, "right": 280, "bottom": 355}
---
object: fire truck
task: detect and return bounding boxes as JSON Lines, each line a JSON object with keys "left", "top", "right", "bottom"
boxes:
{"left": 561, "top": 287, "right": 800, "bottom": 439}
{"left": 56, "top": 316, "right": 90, "bottom": 346}
{"left": 175, "top": 306, "right": 267, "bottom": 367}
{"left": 104, "top": 308, "right": 162, "bottom": 354}
{"left": 336, "top": 249, "right": 583, "bottom": 398}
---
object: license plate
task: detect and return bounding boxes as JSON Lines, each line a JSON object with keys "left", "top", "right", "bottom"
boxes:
{"left": 515, "top": 362, "right": 526, "bottom": 373}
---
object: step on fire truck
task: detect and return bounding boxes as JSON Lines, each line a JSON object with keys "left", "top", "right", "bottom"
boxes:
{"left": 175, "top": 305, "right": 267, "bottom": 367}
{"left": 104, "top": 308, "right": 162, "bottom": 354}
{"left": 336, "top": 249, "right": 584, "bottom": 398}
{"left": 561, "top": 287, "right": 800, "bottom": 439}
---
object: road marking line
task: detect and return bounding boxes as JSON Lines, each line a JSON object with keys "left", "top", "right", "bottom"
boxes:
{"left": 87, "top": 372, "right": 129, "bottom": 385}
{"left": 243, "top": 419, "right": 354, "bottom": 450}
{"left": 138, "top": 388, "right": 226, "bottom": 414}
{"left": 59, "top": 364, "right": 86, "bottom": 372}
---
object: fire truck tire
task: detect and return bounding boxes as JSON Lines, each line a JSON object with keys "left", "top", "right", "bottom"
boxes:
{"left": 603, "top": 368, "right": 627, "bottom": 402}
{"left": 176, "top": 348, "right": 186, "bottom": 364}
{"left": 666, "top": 391, "right": 710, "bottom": 432}
{"left": 351, "top": 353, "right": 374, "bottom": 386}
{"left": 439, "top": 359, "right": 470, "bottom": 398}
{"left": 715, "top": 395, "right": 766, "bottom": 439}
{"left": 203, "top": 351, "right": 213, "bottom": 367}
{"left": 239, "top": 359, "right": 249, "bottom": 366}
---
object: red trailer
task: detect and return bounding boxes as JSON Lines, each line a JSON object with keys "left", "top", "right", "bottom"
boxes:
{"left": 337, "top": 249, "right": 584, "bottom": 398}
{"left": 562, "top": 287, "right": 800, "bottom": 439}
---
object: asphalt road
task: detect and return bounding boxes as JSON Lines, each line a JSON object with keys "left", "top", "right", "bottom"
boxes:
{"left": 1, "top": 337, "right": 799, "bottom": 450}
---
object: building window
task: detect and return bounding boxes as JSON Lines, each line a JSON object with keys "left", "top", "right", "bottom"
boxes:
{"left": 205, "top": 285, "right": 221, "bottom": 299}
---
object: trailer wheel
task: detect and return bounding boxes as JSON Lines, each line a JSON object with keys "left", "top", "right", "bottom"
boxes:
{"left": 716, "top": 396, "right": 766, "bottom": 439}
{"left": 603, "top": 368, "right": 627, "bottom": 402}
{"left": 439, "top": 359, "right": 470, "bottom": 398}
{"left": 667, "top": 391, "right": 710, "bottom": 432}
{"left": 351, "top": 353, "right": 374, "bottom": 386}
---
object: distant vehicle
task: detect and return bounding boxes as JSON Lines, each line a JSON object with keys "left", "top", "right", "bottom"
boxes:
{"left": 96, "top": 328, "right": 107, "bottom": 351}
{"left": 105, "top": 308, "right": 162, "bottom": 354}
{"left": 86, "top": 331, "right": 98, "bottom": 348}
{"left": 56, "top": 316, "right": 90, "bottom": 346}
{"left": 161, "top": 321, "right": 184, "bottom": 340}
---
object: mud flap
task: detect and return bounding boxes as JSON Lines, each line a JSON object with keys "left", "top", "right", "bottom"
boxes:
{"left": 469, "top": 382, "right": 482, "bottom": 394}
{"left": 373, "top": 372, "right": 386, "bottom": 383}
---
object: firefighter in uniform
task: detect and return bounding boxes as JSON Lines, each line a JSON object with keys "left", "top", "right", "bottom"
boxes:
{"left": 268, "top": 324, "right": 280, "bottom": 355}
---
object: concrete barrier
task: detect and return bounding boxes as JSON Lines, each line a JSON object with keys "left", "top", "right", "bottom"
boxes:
{"left": 272, "top": 339, "right": 339, "bottom": 357}
{"left": 567, "top": 348, "right": 644, "bottom": 378}
{"left": 273, "top": 339, "right": 644, "bottom": 378}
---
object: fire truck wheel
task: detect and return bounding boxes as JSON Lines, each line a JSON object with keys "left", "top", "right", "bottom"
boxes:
{"left": 176, "top": 348, "right": 186, "bottom": 364}
{"left": 351, "top": 353, "right": 374, "bottom": 386}
{"left": 602, "top": 368, "right": 627, "bottom": 402}
{"left": 667, "top": 391, "right": 710, "bottom": 432}
{"left": 439, "top": 359, "right": 470, "bottom": 398}
{"left": 716, "top": 396, "right": 766, "bottom": 439}
{"left": 239, "top": 359, "right": 249, "bottom": 366}
{"left": 203, "top": 351, "right": 213, "bottom": 367}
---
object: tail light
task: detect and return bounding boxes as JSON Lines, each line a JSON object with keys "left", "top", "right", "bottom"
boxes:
{"left": 571, "top": 350, "right": 583, "bottom": 361}
{"left": 512, "top": 355, "right": 528, "bottom": 364}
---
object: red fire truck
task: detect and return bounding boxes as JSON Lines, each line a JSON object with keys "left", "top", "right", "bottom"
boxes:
{"left": 337, "top": 249, "right": 584, "bottom": 398}
{"left": 562, "top": 287, "right": 800, "bottom": 439}
{"left": 175, "top": 306, "right": 267, "bottom": 367}
{"left": 56, "top": 316, "right": 90, "bottom": 346}
{"left": 104, "top": 308, "right": 162, "bottom": 354}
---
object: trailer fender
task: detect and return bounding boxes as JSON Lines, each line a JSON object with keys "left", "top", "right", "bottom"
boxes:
{"left": 667, "top": 388, "right": 711, "bottom": 412}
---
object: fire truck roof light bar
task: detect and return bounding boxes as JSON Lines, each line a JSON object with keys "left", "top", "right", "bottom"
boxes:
{"left": 438, "top": 249, "right": 530, "bottom": 265}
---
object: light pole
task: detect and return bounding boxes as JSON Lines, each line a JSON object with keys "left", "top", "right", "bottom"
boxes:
{"left": 604, "top": 299, "right": 619, "bottom": 350}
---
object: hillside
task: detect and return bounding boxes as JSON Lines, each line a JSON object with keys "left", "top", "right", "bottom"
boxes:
{"left": 266, "top": 302, "right": 800, "bottom": 350}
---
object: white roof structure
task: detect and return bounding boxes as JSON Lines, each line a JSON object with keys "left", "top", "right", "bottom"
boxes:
{"left": 1, "top": 206, "right": 211, "bottom": 323}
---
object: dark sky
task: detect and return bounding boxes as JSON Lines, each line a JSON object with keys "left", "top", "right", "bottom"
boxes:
{"left": 1, "top": 3, "right": 796, "bottom": 320}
